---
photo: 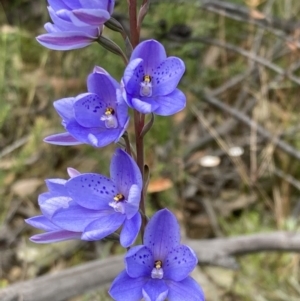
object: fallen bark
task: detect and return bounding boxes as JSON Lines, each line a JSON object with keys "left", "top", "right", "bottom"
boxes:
{"left": 1, "top": 231, "right": 300, "bottom": 301}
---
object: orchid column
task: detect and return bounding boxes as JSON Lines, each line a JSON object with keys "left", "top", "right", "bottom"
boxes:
{"left": 26, "top": 0, "right": 205, "bottom": 300}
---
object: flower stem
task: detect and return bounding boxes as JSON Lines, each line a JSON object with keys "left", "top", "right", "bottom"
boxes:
{"left": 128, "top": 0, "right": 139, "bottom": 48}
{"left": 133, "top": 110, "right": 147, "bottom": 240}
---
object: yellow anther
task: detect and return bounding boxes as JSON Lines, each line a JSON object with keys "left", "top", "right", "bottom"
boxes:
{"left": 105, "top": 107, "right": 115, "bottom": 116}
{"left": 113, "top": 193, "right": 125, "bottom": 202}
{"left": 154, "top": 260, "right": 162, "bottom": 269}
{"left": 143, "top": 75, "right": 152, "bottom": 83}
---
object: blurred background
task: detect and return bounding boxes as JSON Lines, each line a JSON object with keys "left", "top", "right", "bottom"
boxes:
{"left": 1, "top": 0, "right": 300, "bottom": 300}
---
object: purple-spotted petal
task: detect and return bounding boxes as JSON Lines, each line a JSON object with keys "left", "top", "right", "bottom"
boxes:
{"left": 82, "top": 213, "right": 125, "bottom": 241}
{"left": 164, "top": 245, "right": 198, "bottom": 281}
{"left": 152, "top": 57, "right": 185, "bottom": 96}
{"left": 44, "top": 132, "right": 82, "bottom": 145}
{"left": 144, "top": 209, "right": 180, "bottom": 260}
{"left": 110, "top": 149, "right": 142, "bottom": 195}
{"left": 142, "top": 279, "right": 169, "bottom": 301}
{"left": 125, "top": 245, "right": 153, "bottom": 278}
{"left": 109, "top": 270, "right": 146, "bottom": 301}
{"left": 131, "top": 97, "right": 160, "bottom": 114}
{"left": 37, "top": 32, "right": 96, "bottom": 50}
{"left": 152, "top": 89, "right": 186, "bottom": 116}
{"left": 130, "top": 40, "right": 167, "bottom": 73}
{"left": 30, "top": 230, "right": 81, "bottom": 243}
{"left": 25, "top": 215, "right": 60, "bottom": 231}
{"left": 72, "top": 8, "right": 110, "bottom": 26}
{"left": 73, "top": 93, "right": 105, "bottom": 127}
{"left": 167, "top": 277, "right": 205, "bottom": 301}
{"left": 66, "top": 173, "right": 115, "bottom": 210}
{"left": 52, "top": 201, "right": 108, "bottom": 232}
{"left": 120, "top": 212, "right": 142, "bottom": 247}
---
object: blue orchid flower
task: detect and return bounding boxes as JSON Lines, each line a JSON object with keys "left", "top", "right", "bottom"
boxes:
{"left": 109, "top": 209, "right": 205, "bottom": 301}
{"left": 121, "top": 40, "right": 186, "bottom": 116}
{"left": 37, "top": 0, "right": 115, "bottom": 50}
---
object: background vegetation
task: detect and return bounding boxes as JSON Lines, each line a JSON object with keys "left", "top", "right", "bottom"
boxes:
{"left": 1, "top": 0, "right": 300, "bottom": 300}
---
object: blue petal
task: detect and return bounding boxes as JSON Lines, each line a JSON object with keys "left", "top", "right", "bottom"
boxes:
{"left": 142, "top": 279, "right": 169, "bottom": 301}
{"left": 36, "top": 32, "right": 96, "bottom": 50}
{"left": 30, "top": 230, "right": 81, "bottom": 243}
{"left": 152, "top": 57, "right": 185, "bottom": 96}
{"left": 45, "top": 178, "right": 67, "bottom": 194}
{"left": 120, "top": 212, "right": 142, "bottom": 247}
{"left": 167, "top": 277, "right": 205, "bottom": 301}
{"left": 130, "top": 40, "right": 167, "bottom": 73}
{"left": 25, "top": 215, "right": 60, "bottom": 231}
{"left": 48, "top": 0, "right": 70, "bottom": 11}
{"left": 125, "top": 245, "right": 153, "bottom": 277}
{"left": 48, "top": 7, "right": 96, "bottom": 34}
{"left": 60, "top": 0, "right": 81, "bottom": 9}
{"left": 82, "top": 213, "right": 125, "bottom": 240}
{"left": 110, "top": 149, "right": 143, "bottom": 196}
{"left": 44, "top": 132, "right": 82, "bottom": 145}
{"left": 144, "top": 209, "right": 180, "bottom": 260}
{"left": 72, "top": 8, "right": 110, "bottom": 26}
{"left": 152, "top": 89, "right": 186, "bottom": 116}
{"left": 115, "top": 96, "right": 129, "bottom": 128}
{"left": 38, "top": 193, "right": 72, "bottom": 219}
{"left": 53, "top": 97, "right": 76, "bottom": 122}
{"left": 65, "top": 119, "right": 122, "bottom": 147}
{"left": 123, "top": 58, "right": 144, "bottom": 96}
{"left": 66, "top": 173, "right": 115, "bottom": 210}
{"left": 87, "top": 72, "right": 119, "bottom": 107}
{"left": 163, "top": 245, "right": 198, "bottom": 281}
{"left": 109, "top": 270, "right": 146, "bottom": 301}
{"left": 125, "top": 184, "right": 141, "bottom": 219}
{"left": 131, "top": 96, "right": 159, "bottom": 114}
{"left": 52, "top": 201, "right": 107, "bottom": 232}
{"left": 73, "top": 93, "right": 105, "bottom": 128}
{"left": 79, "top": 0, "right": 110, "bottom": 10}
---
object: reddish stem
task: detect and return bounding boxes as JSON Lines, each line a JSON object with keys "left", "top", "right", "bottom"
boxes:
{"left": 133, "top": 110, "right": 147, "bottom": 239}
{"left": 128, "top": 0, "right": 139, "bottom": 48}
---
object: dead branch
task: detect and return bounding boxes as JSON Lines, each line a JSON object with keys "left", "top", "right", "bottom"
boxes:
{"left": 194, "top": 90, "right": 300, "bottom": 162}
{"left": 1, "top": 232, "right": 300, "bottom": 301}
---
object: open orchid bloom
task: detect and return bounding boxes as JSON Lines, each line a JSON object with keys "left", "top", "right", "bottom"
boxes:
{"left": 25, "top": 167, "right": 82, "bottom": 243}
{"left": 109, "top": 209, "right": 205, "bottom": 301}
{"left": 37, "top": 0, "right": 115, "bottom": 50}
{"left": 121, "top": 39, "right": 186, "bottom": 116}
{"left": 45, "top": 67, "right": 129, "bottom": 148}
{"left": 26, "top": 149, "right": 142, "bottom": 248}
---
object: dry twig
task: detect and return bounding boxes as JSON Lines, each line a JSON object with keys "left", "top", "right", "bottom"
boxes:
{"left": 1, "top": 232, "right": 300, "bottom": 301}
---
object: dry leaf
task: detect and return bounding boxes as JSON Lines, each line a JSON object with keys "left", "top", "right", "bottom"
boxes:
{"left": 249, "top": 9, "right": 265, "bottom": 20}
{"left": 147, "top": 178, "right": 173, "bottom": 193}
{"left": 11, "top": 178, "right": 43, "bottom": 197}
